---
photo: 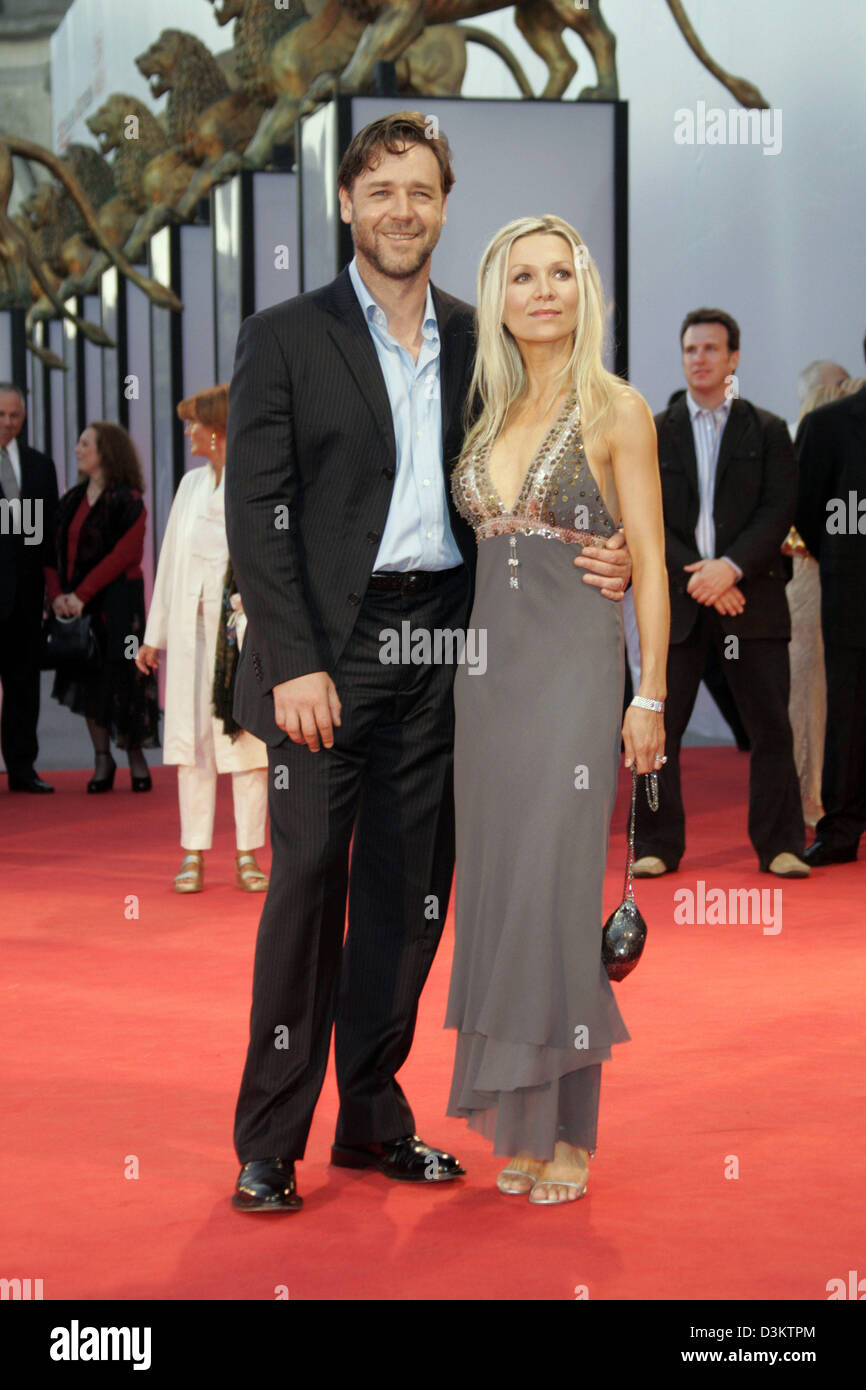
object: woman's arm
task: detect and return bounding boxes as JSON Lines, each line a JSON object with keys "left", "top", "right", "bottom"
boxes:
{"left": 607, "top": 388, "right": 670, "bottom": 773}
{"left": 74, "top": 508, "right": 146, "bottom": 605}
{"left": 44, "top": 566, "right": 62, "bottom": 603}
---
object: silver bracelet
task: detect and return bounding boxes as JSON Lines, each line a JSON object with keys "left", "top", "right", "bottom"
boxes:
{"left": 631, "top": 695, "right": 665, "bottom": 713}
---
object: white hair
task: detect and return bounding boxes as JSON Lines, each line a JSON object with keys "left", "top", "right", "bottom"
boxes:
{"left": 796, "top": 360, "right": 849, "bottom": 403}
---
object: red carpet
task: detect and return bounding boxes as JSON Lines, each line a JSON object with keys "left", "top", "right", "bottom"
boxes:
{"left": 2, "top": 748, "right": 864, "bottom": 1301}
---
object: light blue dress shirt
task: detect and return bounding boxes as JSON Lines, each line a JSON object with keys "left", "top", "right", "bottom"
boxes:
{"left": 686, "top": 391, "right": 742, "bottom": 581}
{"left": 348, "top": 256, "right": 463, "bottom": 572}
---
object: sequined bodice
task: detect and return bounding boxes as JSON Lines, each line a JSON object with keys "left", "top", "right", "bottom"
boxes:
{"left": 451, "top": 388, "right": 617, "bottom": 547}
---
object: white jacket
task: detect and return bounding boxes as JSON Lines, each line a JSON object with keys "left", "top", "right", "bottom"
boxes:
{"left": 144, "top": 463, "right": 267, "bottom": 771}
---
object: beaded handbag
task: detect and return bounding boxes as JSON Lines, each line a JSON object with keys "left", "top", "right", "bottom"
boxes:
{"left": 602, "top": 766, "right": 659, "bottom": 981}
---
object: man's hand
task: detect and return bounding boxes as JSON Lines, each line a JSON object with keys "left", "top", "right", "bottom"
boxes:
{"left": 574, "top": 530, "right": 632, "bottom": 602}
{"left": 684, "top": 558, "right": 738, "bottom": 606}
{"left": 273, "top": 671, "right": 342, "bottom": 752}
{"left": 712, "top": 585, "right": 746, "bottom": 617}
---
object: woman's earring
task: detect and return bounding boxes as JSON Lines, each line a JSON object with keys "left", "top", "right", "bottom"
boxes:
{"left": 210, "top": 433, "right": 216, "bottom": 452}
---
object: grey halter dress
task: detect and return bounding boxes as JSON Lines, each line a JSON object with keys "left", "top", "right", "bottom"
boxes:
{"left": 445, "top": 388, "right": 630, "bottom": 1159}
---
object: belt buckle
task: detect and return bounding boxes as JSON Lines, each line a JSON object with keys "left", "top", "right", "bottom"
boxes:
{"left": 405, "top": 574, "right": 420, "bottom": 594}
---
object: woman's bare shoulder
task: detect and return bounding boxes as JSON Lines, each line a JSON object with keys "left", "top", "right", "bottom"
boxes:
{"left": 607, "top": 382, "right": 655, "bottom": 432}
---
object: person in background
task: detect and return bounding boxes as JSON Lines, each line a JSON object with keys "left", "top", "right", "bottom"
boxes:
{"left": 795, "top": 360, "right": 866, "bottom": 866}
{"left": 136, "top": 386, "right": 269, "bottom": 894}
{"left": 633, "top": 308, "right": 808, "bottom": 879}
{"left": 46, "top": 422, "right": 158, "bottom": 791}
{"left": 795, "top": 359, "right": 849, "bottom": 408}
{"left": 783, "top": 378, "right": 852, "bottom": 827}
{"left": 0, "top": 382, "right": 58, "bottom": 793}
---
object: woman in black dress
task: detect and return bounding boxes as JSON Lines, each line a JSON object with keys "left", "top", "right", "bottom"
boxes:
{"left": 46, "top": 422, "right": 159, "bottom": 790}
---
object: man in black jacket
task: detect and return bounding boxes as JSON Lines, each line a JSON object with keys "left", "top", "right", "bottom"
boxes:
{"left": 795, "top": 370, "right": 866, "bottom": 865}
{"left": 0, "top": 383, "right": 57, "bottom": 793}
{"left": 225, "top": 112, "right": 632, "bottom": 1211}
{"left": 633, "top": 310, "right": 807, "bottom": 878}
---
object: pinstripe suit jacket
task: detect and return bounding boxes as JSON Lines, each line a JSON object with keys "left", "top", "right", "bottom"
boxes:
{"left": 225, "top": 266, "right": 478, "bottom": 745}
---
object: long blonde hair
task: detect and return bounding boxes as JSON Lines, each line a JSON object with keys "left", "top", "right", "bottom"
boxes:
{"left": 461, "top": 214, "right": 624, "bottom": 458}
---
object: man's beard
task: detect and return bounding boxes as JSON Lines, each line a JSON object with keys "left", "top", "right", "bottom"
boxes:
{"left": 352, "top": 219, "right": 440, "bottom": 280}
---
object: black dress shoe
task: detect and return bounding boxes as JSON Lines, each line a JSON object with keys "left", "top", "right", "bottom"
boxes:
{"left": 804, "top": 840, "right": 858, "bottom": 866}
{"left": 232, "top": 1157, "right": 303, "bottom": 1212}
{"left": 8, "top": 773, "right": 54, "bottom": 793}
{"left": 331, "top": 1133, "right": 465, "bottom": 1182}
{"left": 130, "top": 774, "right": 152, "bottom": 792}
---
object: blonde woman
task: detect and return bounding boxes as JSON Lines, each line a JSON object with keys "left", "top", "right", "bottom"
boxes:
{"left": 136, "top": 386, "right": 269, "bottom": 893}
{"left": 445, "top": 215, "right": 669, "bottom": 1205}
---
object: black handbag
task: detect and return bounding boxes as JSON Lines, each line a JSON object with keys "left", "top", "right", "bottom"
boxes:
{"left": 40, "top": 612, "right": 99, "bottom": 670}
{"left": 602, "top": 766, "right": 659, "bottom": 981}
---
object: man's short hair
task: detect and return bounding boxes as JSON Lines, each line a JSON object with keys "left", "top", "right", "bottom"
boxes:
{"left": 0, "top": 382, "right": 26, "bottom": 407}
{"left": 337, "top": 110, "right": 455, "bottom": 199}
{"left": 679, "top": 309, "right": 740, "bottom": 353}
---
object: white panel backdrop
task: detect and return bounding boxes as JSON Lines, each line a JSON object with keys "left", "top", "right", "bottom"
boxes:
{"left": 458, "top": 0, "right": 866, "bottom": 420}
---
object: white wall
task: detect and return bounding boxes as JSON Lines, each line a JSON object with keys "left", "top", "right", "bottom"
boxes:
{"left": 50, "top": 0, "right": 227, "bottom": 150}
{"left": 461, "top": 0, "right": 866, "bottom": 420}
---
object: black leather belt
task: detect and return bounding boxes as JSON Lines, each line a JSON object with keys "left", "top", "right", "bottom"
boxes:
{"left": 367, "top": 568, "right": 463, "bottom": 594}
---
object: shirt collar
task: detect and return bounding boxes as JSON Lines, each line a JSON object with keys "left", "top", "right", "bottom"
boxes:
{"left": 3, "top": 436, "right": 20, "bottom": 465}
{"left": 348, "top": 256, "right": 438, "bottom": 341}
{"left": 686, "top": 391, "right": 733, "bottom": 423}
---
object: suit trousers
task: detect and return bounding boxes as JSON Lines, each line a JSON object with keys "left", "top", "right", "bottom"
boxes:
{"left": 0, "top": 585, "right": 43, "bottom": 779}
{"left": 234, "top": 565, "right": 471, "bottom": 1162}
{"left": 634, "top": 606, "right": 805, "bottom": 870}
{"left": 815, "top": 643, "right": 866, "bottom": 850}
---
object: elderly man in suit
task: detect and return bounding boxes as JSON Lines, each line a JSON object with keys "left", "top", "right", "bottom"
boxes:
{"left": 632, "top": 309, "right": 808, "bottom": 879}
{"left": 795, "top": 366, "right": 866, "bottom": 865}
{"left": 0, "top": 382, "right": 58, "bottom": 793}
{"left": 225, "top": 111, "right": 632, "bottom": 1212}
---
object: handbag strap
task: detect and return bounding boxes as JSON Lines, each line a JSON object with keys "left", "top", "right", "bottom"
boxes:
{"left": 623, "top": 766, "right": 660, "bottom": 902}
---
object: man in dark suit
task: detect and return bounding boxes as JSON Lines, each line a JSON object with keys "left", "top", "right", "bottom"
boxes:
{"left": 225, "top": 111, "right": 632, "bottom": 1211}
{"left": 633, "top": 310, "right": 808, "bottom": 878}
{"left": 0, "top": 382, "right": 57, "bottom": 793}
{"left": 795, "top": 370, "right": 866, "bottom": 865}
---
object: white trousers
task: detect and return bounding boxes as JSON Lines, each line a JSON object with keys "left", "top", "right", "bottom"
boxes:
{"left": 177, "top": 607, "right": 267, "bottom": 850}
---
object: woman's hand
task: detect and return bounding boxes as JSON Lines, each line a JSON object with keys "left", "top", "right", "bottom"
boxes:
{"left": 52, "top": 594, "right": 72, "bottom": 617}
{"left": 136, "top": 643, "right": 160, "bottom": 674}
{"left": 64, "top": 592, "right": 84, "bottom": 618}
{"left": 622, "top": 705, "right": 665, "bottom": 775}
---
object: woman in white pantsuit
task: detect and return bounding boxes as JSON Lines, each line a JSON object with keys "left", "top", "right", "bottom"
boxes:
{"left": 136, "top": 385, "right": 269, "bottom": 893}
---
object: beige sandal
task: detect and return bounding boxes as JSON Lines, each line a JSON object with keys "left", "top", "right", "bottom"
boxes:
{"left": 174, "top": 852, "right": 204, "bottom": 893}
{"left": 235, "top": 852, "right": 268, "bottom": 892}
